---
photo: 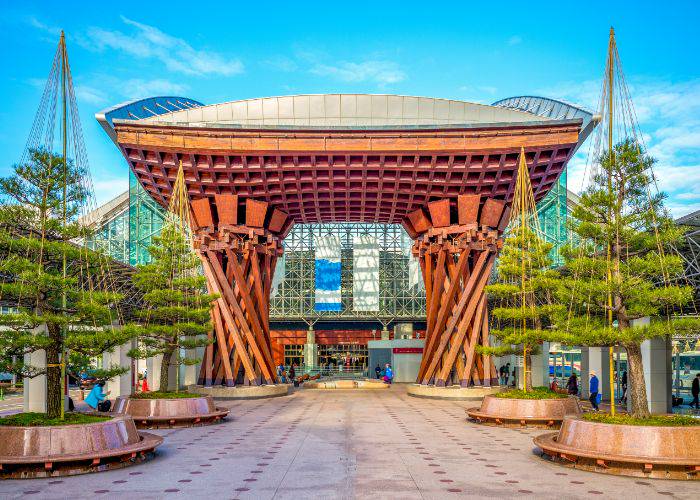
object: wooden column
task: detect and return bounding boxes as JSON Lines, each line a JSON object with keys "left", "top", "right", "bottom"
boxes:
{"left": 406, "top": 197, "right": 508, "bottom": 387}
{"left": 192, "top": 196, "right": 292, "bottom": 386}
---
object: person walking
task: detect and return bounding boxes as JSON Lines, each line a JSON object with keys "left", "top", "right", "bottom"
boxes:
{"left": 85, "top": 381, "right": 111, "bottom": 412}
{"left": 620, "top": 370, "right": 628, "bottom": 404}
{"left": 504, "top": 362, "right": 511, "bottom": 385}
{"left": 692, "top": 373, "right": 700, "bottom": 409}
{"left": 589, "top": 371, "right": 600, "bottom": 411}
{"left": 383, "top": 363, "right": 393, "bottom": 385}
{"left": 375, "top": 364, "right": 382, "bottom": 379}
{"left": 566, "top": 373, "right": 578, "bottom": 396}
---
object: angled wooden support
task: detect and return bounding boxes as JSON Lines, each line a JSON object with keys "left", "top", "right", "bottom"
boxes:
{"left": 195, "top": 218, "right": 283, "bottom": 387}
{"left": 411, "top": 224, "right": 503, "bottom": 388}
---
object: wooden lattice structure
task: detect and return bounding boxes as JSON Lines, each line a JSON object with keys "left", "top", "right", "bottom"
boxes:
{"left": 406, "top": 196, "right": 509, "bottom": 386}
{"left": 190, "top": 195, "right": 291, "bottom": 386}
{"left": 108, "top": 101, "right": 588, "bottom": 387}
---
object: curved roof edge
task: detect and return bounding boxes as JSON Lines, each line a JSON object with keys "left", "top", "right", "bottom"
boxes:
{"left": 493, "top": 96, "right": 600, "bottom": 151}
{"left": 96, "top": 96, "right": 203, "bottom": 143}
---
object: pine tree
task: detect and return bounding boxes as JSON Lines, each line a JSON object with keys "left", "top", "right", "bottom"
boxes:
{"left": 0, "top": 148, "right": 133, "bottom": 418}
{"left": 481, "top": 226, "right": 565, "bottom": 390}
{"left": 125, "top": 224, "right": 216, "bottom": 392}
{"left": 559, "top": 139, "right": 699, "bottom": 418}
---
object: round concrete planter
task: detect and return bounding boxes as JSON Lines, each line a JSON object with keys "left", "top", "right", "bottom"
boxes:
{"left": 0, "top": 415, "right": 162, "bottom": 479}
{"left": 466, "top": 394, "right": 581, "bottom": 427}
{"left": 113, "top": 395, "right": 228, "bottom": 428}
{"left": 407, "top": 384, "right": 504, "bottom": 400}
{"left": 193, "top": 384, "right": 289, "bottom": 400}
{"left": 534, "top": 416, "right": 700, "bottom": 480}
{"left": 305, "top": 379, "right": 389, "bottom": 390}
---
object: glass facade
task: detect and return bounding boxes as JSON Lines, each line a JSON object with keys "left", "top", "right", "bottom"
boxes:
{"left": 128, "top": 171, "right": 166, "bottom": 266}
{"left": 85, "top": 204, "right": 130, "bottom": 264}
{"left": 535, "top": 170, "right": 568, "bottom": 266}
{"left": 270, "top": 223, "right": 425, "bottom": 321}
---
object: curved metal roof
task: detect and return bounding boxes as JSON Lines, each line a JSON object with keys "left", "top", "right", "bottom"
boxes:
{"left": 122, "top": 94, "right": 552, "bottom": 129}
{"left": 493, "top": 96, "right": 599, "bottom": 150}
{"left": 96, "top": 96, "right": 203, "bottom": 141}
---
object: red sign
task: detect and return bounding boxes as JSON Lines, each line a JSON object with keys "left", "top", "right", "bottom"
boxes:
{"left": 393, "top": 347, "right": 423, "bottom": 354}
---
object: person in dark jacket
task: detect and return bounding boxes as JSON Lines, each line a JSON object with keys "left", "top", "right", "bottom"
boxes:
{"left": 692, "top": 373, "right": 700, "bottom": 409}
{"left": 589, "top": 371, "right": 600, "bottom": 411}
{"left": 375, "top": 364, "right": 382, "bottom": 379}
{"left": 566, "top": 373, "right": 578, "bottom": 396}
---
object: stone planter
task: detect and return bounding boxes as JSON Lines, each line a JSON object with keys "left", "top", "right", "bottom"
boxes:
{"left": 466, "top": 394, "right": 581, "bottom": 427}
{"left": 113, "top": 395, "right": 228, "bottom": 428}
{"left": 0, "top": 415, "right": 162, "bottom": 478}
{"left": 407, "top": 384, "right": 504, "bottom": 400}
{"left": 534, "top": 416, "right": 700, "bottom": 480}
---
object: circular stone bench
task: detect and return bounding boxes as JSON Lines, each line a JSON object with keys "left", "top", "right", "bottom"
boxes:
{"left": 467, "top": 394, "right": 581, "bottom": 427}
{"left": 0, "top": 415, "right": 162, "bottom": 479}
{"left": 193, "top": 384, "right": 289, "bottom": 400}
{"left": 113, "top": 395, "right": 229, "bottom": 428}
{"left": 304, "top": 379, "right": 389, "bottom": 389}
{"left": 407, "top": 384, "right": 504, "bottom": 400}
{"left": 534, "top": 416, "right": 700, "bottom": 480}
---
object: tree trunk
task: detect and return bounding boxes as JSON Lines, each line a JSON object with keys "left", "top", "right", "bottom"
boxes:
{"left": 159, "top": 350, "right": 173, "bottom": 393}
{"left": 624, "top": 342, "right": 650, "bottom": 418}
{"left": 525, "top": 351, "right": 533, "bottom": 391}
{"left": 45, "top": 323, "right": 62, "bottom": 419}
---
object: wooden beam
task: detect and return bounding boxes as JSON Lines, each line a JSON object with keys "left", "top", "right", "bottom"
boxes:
{"left": 191, "top": 198, "right": 214, "bottom": 227}
{"left": 407, "top": 208, "right": 432, "bottom": 233}
{"left": 458, "top": 194, "right": 480, "bottom": 225}
{"left": 480, "top": 199, "right": 505, "bottom": 228}
{"left": 214, "top": 193, "right": 238, "bottom": 225}
{"left": 427, "top": 199, "right": 451, "bottom": 228}
{"left": 245, "top": 199, "right": 268, "bottom": 228}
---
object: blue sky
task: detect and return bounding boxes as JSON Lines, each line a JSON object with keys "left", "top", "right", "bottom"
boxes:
{"left": 1, "top": 1, "right": 699, "bottom": 216}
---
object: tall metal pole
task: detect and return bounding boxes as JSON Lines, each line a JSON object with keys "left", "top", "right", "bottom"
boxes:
{"left": 60, "top": 31, "right": 68, "bottom": 419}
{"left": 607, "top": 27, "right": 616, "bottom": 415}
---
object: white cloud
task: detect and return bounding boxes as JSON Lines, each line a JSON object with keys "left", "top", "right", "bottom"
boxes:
{"left": 83, "top": 16, "right": 243, "bottom": 76}
{"left": 27, "top": 16, "right": 62, "bottom": 37}
{"left": 74, "top": 85, "right": 107, "bottom": 105}
{"left": 120, "top": 79, "right": 189, "bottom": 100}
{"left": 310, "top": 60, "right": 405, "bottom": 86}
{"left": 508, "top": 35, "right": 522, "bottom": 46}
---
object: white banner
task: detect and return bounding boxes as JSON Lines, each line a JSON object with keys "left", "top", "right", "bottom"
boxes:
{"left": 353, "top": 235, "right": 379, "bottom": 311}
{"left": 270, "top": 253, "right": 286, "bottom": 298}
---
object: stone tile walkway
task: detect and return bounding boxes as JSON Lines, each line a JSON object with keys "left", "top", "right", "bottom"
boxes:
{"left": 2, "top": 385, "right": 699, "bottom": 499}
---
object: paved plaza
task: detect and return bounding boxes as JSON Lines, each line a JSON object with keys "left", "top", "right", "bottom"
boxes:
{"left": 2, "top": 385, "right": 699, "bottom": 499}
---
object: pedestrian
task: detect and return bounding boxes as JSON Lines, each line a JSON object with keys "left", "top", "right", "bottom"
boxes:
{"left": 375, "top": 363, "right": 382, "bottom": 379}
{"left": 383, "top": 363, "right": 393, "bottom": 385}
{"left": 504, "top": 362, "right": 511, "bottom": 385}
{"left": 289, "top": 364, "right": 296, "bottom": 381}
{"left": 619, "top": 370, "right": 628, "bottom": 404}
{"left": 589, "top": 371, "right": 600, "bottom": 411}
{"left": 85, "top": 381, "right": 111, "bottom": 412}
{"left": 277, "top": 363, "right": 284, "bottom": 382}
{"left": 692, "top": 373, "right": 700, "bottom": 409}
{"left": 511, "top": 366, "right": 516, "bottom": 387}
{"left": 566, "top": 373, "right": 578, "bottom": 396}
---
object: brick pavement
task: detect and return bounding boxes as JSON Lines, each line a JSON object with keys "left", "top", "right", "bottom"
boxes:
{"left": 1, "top": 385, "right": 698, "bottom": 499}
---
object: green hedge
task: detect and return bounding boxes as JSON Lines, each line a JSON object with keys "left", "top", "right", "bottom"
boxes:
{"left": 581, "top": 413, "right": 700, "bottom": 426}
{"left": 0, "top": 412, "right": 110, "bottom": 427}
{"left": 130, "top": 391, "right": 201, "bottom": 400}
{"left": 494, "top": 386, "right": 569, "bottom": 400}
